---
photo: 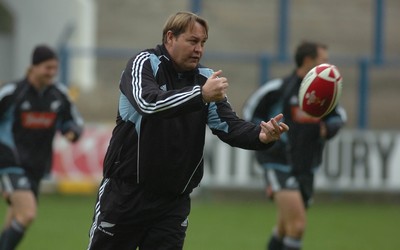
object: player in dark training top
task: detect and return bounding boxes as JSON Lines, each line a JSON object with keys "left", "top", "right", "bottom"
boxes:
{"left": 0, "top": 45, "right": 83, "bottom": 250}
{"left": 243, "top": 41, "right": 346, "bottom": 250}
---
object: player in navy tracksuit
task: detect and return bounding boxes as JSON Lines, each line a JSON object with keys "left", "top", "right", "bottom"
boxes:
{"left": 243, "top": 42, "right": 346, "bottom": 250}
{"left": 0, "top": 45, "right": 83, "bottom": 250}
{"left": 87, "top": 12, "right": 289, "bottom": 250}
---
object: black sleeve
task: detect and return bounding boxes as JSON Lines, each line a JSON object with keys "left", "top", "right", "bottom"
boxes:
{"left": 119, "top": 52, "right": 205, "bottom": 119}
{"left": 0, "top": 83, "right": 17, "bottom": 118}
{"left": 322, "top": 105, "right": 347, "bottom": 140}
{"left": 55, "top": 85, "right": 84, "bottom": 142}
{"left": 242, "top": 79, "right": 284, "bottom": 124}
{"left": 208, "top": 99, "right": 273, "bottom": 150}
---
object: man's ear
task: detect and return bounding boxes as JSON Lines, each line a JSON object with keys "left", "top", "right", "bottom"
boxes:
{"left": 165, "top": 30, "right": 175, "bottom": 44}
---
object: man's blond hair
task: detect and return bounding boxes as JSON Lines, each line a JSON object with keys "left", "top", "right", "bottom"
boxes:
{"left": 162, "top": 11, "right": 208, "bottom": 44}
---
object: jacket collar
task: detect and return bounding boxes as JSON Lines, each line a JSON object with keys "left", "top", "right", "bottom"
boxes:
{"left": 156, "top": 44, "right": 199, "bottom": 77}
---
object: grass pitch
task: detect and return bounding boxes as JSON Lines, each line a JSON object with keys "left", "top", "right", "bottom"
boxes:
{"left": 0, "top": 193, "right": 398, "bottom": 250}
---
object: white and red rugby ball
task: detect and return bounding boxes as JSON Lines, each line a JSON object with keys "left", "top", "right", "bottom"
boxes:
{"left": 298, "top": 63, "right": 343, "bottom": 118}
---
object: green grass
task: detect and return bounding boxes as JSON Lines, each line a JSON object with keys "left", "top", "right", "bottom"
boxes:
{"left": 187, "top": 199, "right": 400, "bottom": 250}
{"left": 0, "top": 194, "right": 97, "bottom": 250}
{"left": 0, "top": 193, "right": 399, "bottom": 250}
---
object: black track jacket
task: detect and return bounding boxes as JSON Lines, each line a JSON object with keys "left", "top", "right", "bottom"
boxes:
{"left": 0, "top": 79, "right": 83, "bottom": 179}
{"left": 243, "top": 72, "right": 346, "bottom": 174}
{"left": 103, "top": 45, "right": 271, "bottom": 196}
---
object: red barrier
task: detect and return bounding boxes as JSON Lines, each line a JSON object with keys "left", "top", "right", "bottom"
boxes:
{"left": 52, "top": 124, "right": 112, "bottom": 181}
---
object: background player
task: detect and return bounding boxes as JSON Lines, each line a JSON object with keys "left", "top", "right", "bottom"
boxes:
{"left": 0, "top": 45, "right": 84, "bottom": 250}
{"left": 243, "top": 41, "right": 346, "bottom": 250}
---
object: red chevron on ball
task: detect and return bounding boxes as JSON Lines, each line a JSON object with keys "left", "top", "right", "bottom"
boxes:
{"left": 298, "top": 63, "right": 343, "bottom": 118}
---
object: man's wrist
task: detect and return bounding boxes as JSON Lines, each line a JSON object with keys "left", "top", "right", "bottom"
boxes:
{"left": 200, "top": 86, "right": 208, "bottom": 104}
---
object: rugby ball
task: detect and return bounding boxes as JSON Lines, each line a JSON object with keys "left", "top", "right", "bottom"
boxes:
{"left": 299, "top": 63, "right": 343, "bottom": 118}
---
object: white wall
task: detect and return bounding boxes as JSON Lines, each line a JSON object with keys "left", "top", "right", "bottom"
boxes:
{"left": 0, "top": 34, "right": 13, "bottom": 82}
{"left": 51, "top": 126, "right": 400, "bottom": 192}
{"left": 201, "top": 129, "right": 400, "bottom": 192}
{"left": 1, "top": 0, "right": 96, "bottom": 90}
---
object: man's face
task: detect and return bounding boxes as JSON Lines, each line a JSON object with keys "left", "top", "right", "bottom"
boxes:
{"left": 303, "top": 47, "right": 329, "bottom": 75}
{"left": 315, "top": 47, "right": 329, "bottom": 65}
{"left": 165, "top": 22, "right": 207, "bottom": 72}
{"left": 31, "top": 59, "right": 58, "bottom": 87}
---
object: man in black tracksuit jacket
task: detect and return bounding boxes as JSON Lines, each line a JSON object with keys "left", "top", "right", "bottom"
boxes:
{"left": 244, "top": 73, "right": 346, "bottom": 176}
{"left": 87, "top": 12, "right": 289, "bottom": 250}
{"left": 243, "top": 42, "right": 346, "bottom": 250}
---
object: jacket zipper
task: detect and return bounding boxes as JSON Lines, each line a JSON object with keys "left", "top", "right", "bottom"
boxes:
{"left": 181, "top": 156, "right": 203, "bottom": 194}
{"left": 136, "top": 132, "right": 141, "bottom": 184}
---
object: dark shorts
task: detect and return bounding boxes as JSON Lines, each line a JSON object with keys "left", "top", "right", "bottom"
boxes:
{"left": 263, "top": 167, "right": 314, "bottom": 208}
{"left": 0, "top": 171, "right": 41, "bottom": 200}
{"left": 87, "top": 178, "right": 191, "bottom": 250}
{"left": 0, "top": 143, "right": 42, "bottom": 201}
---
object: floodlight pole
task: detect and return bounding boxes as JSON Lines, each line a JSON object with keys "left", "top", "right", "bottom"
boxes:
{"left": 358, "top": 58, "right": 370, "bottom": 129}
{"left": 277, "top": 0, "right": 290, "bottom": 62}
{"left": 373, "top": 0, "right": 385, "bottom": 65}
{"left": 191, "top": 0, "right": 202, "bottom": 14}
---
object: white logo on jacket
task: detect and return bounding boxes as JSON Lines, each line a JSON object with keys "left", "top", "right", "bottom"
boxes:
{"left": 21, "top": 101, "right": 31, "bottom": 110}
{"left": 159, "top": 84, "right": 167, "bottom": 91}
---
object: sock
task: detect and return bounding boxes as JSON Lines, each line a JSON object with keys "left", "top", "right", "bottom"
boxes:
{"left": 0, "top": 219, "right": 26, "bottom": 250}
{"left": 283, "top": 236, "right": 302, "bottom": 250}
{"left": 267, "top": 228, "right": 283, "bottom": 250}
